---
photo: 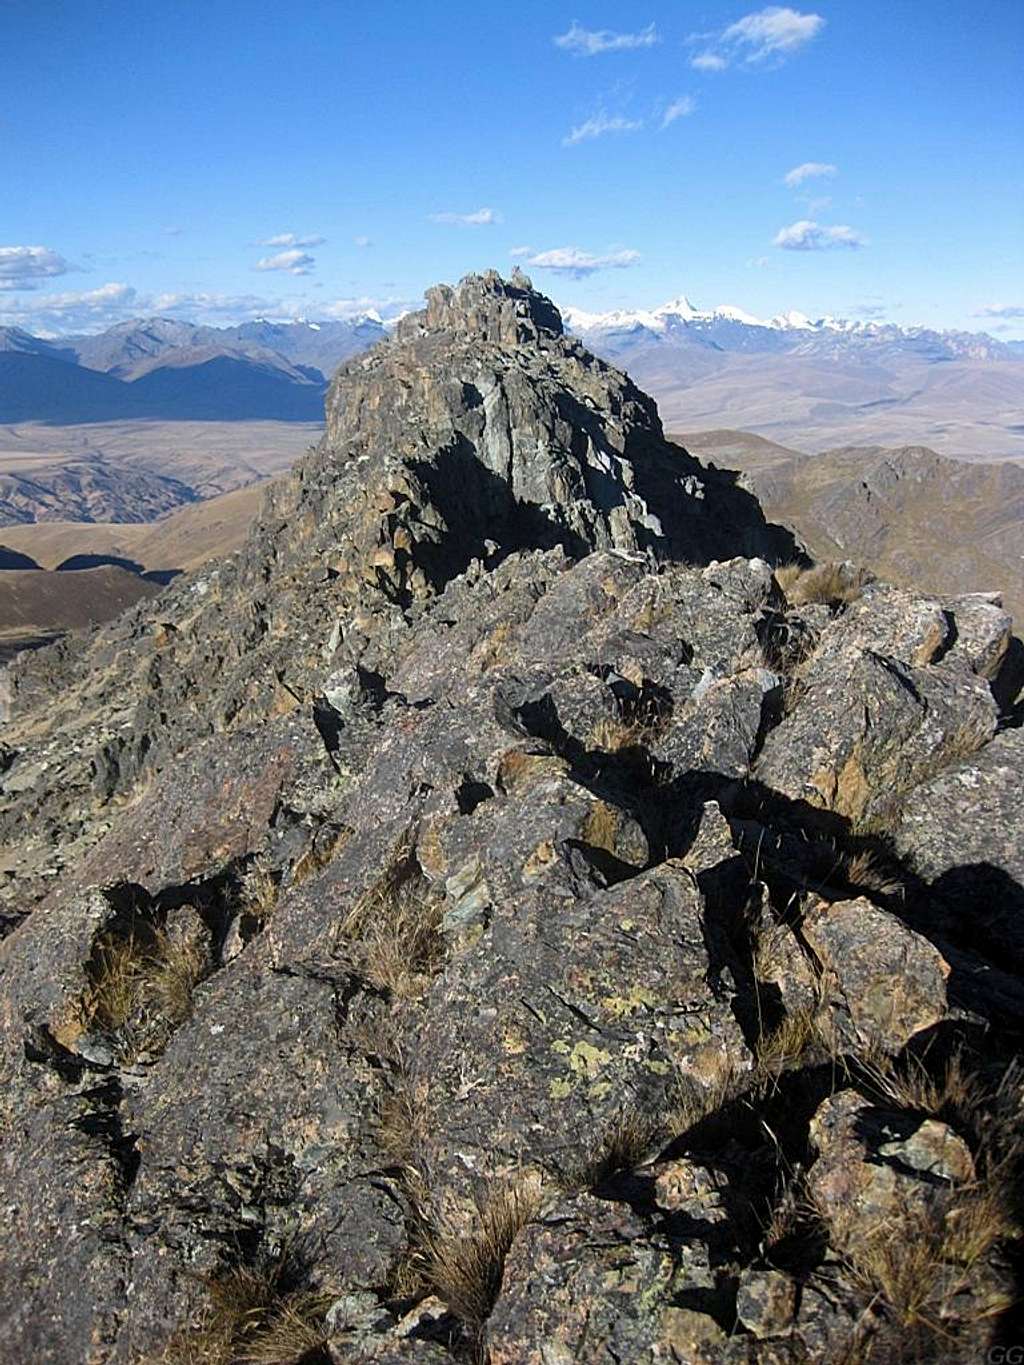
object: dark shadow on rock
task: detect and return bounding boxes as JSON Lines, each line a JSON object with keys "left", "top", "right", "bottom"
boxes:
{"left": 993, "top": 634, "right": 1024, "bottom": 721}
{"left": 409, "top": 434, "right": 590, "bottom": 592}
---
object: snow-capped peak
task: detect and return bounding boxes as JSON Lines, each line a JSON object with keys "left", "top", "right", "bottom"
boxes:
{"left": 652, "top": 295, "right": 701, "bottom": 321}
{"left": 562, "top": 293, "right": 879, "bottom": 338}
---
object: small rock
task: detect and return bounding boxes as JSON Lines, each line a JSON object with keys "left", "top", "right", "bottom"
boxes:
{"left": 736, "top": 1268, "right": 797, "bottom": 1339}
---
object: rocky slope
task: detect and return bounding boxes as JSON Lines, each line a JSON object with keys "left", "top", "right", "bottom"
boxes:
{"left": 1, "top": 272, "right": 1022, "bottom": 1364}
{"left": 681, "top": 431, "right": 1024, "bottom": 625}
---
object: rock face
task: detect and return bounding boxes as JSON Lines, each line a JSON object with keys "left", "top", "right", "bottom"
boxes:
{"left": 0, "top": 272, "right": 1021, "bottom": 1364}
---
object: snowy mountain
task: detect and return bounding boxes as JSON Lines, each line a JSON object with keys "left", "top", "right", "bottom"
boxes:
{"left": 562, "top": 297, "right": 1020, "bottom": 363}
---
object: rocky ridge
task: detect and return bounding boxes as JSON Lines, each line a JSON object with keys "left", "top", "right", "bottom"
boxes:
{"left": 0, "top": 272, "right": 1022, "bottom": 1363}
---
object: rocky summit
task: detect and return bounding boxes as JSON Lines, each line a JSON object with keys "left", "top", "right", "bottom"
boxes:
{"left": 0, "top": 272, "right": 1022, "bottom": 1364}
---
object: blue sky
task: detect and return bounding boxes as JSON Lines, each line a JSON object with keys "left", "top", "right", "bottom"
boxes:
{"left": 1, "top": 0, "right": 1022, "bottom": 335}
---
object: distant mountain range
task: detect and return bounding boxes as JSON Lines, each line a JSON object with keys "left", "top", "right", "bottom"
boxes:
{"left": 562, "top": 296, "right": 1021, "bottom": 362}
{"left": 2, "top": 297, "right": 1021, "bottom": 453}
{"left": 0, "top": 315, "right": 386, "bottom": 423}
{"left": 560, "top": 296, "right": 1024, "bottom": 459}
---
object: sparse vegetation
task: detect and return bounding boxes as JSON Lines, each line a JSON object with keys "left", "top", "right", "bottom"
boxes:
{"left": 565, "top": 1104, "right": 666, "bottom": 1190}
{"left": 335, "top": 834, "right": 444, "bottom": 1001}
{"left": 147, "top": 1250, "right": 334, "bottom": 1365}
{"left": 776, "top": 560, "right": 873, "bottom": 610}
{"left": 588, "top": 712, "right": 656, "bottom": 752}
{"left": 82, "top": 920, "right": 209, "bottom": 1061}
{"left": 858, "top": 1049, "right": 986, "bottom": 1130}
{"left": 580, "top": 799, "right": 621, "bottom": 855}
{"left": 238, "top": 854, "right": 279, "bottom": 923}
{"left": 755, "top": 1005, "right": 830, "bottom": 1074}
{"left": 415, "top": 1178, "right": 543, "bottom": 1339}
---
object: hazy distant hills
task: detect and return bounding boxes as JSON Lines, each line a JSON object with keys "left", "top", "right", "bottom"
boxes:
{"left": 62, "top": 315, "right": 387, "bottom": 379}
{"left": 2, "top": 301, "right": 1020, "bottom": 452}
{"left": 0, "top": 314, "right": 387, "bottom": 424}
{"left": 680, "top": 428, "right": 1024, "bottom": 623}
{"left": 564, "top": 298, "right": 1024, "bottom": 460}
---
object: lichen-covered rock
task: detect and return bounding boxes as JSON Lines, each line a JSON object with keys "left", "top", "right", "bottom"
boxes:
{"left": 808, "top": 1090, "right": 974, "bottom": 1252}
{"left": 486, "top": 1192, "right": 726, "bottom": 1364}
{"left": 0, "top": 272, "right": 1020, "bottom": 1363}
{"left": 801, "top": 896, "right": 950, "bottom": 1052}
{"left": 896, "top": 725, "right": 1024, "bottom": 971}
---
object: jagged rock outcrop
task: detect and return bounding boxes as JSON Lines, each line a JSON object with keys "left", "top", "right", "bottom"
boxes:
{"left": 0, "top": 273, "right": 1021, "bottom": 1364}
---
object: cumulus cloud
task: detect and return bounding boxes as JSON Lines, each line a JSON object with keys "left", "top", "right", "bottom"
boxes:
{"left": 0, "top": 280, "right": 413, "bottom": 334}
{"left": 691, "top": 6, "right": 824, "bottom": 70}
{"left": 773, "top": 219, "right": 865, "bottom": 250}
{"left": 255, "top": 248, "right": 316, "bottom": 275}
{"left": 320, "top": 295, "right": 411, "bottom": 321}
{"left": 554, "top": 20, "right": 659, "bottom": 56}
{"left": 563, "top": 113, "right": 643, "bottom": 146}
{"left": 353, "top": 235, "right": 372, "bottom": 248}
{"left": 518, "top": 247, "right": 642, "bottom": 279}
{"left": 975, "top": 303, "right": 1024, "bottom": 319}
{"left": 509, "top": 246, "right": 534, "bottom": 259}
{"left": 661, "top": 95, "right": 696, "bottom": 128}
{"left": 0, "top": 245, "right": 74, "bottom": 289}
{"left": 259, "top": 231, "right": 326, "bottom": 248}
{"left": 428, "top": 207, "right": 502, "bottom": 226}
{"left": 0, "top": 282, "right": 138, "bottom": 330}
{"left": 784, "top": 161, "right": 836, "bottom": 187}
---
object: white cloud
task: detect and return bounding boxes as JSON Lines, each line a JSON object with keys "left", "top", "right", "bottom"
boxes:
{"left": 0, "top": 245, "right": 74, "bottom": 288}
{"left": 162, "top": 225, "right": 185, "bottom": 237}
{"left": 0, "top": 282, "right": 138, "bottom": 331}
{"left": 255, "top": 248, "right": 316, "bottom": 275}
{"left": 320, "top": 295, "right": 411, "bottom": 321}
{"left": 554, "top": 20, "right": 659, "bottom": 56}
{"left": 691, "top": 7, "right": 824, "bottom": 70}
{"left": 691, "top": 52, "right": 728, "bottom": 71}
{"left": 353, "top": 235, "right": 372, "bottom": 248}
{"left": 428, "top": 207, "right": 502, "bottom": 226}
{"left": 0, "top": 281, "right": 408, "bottom": 333}
{"left": 509, "top": 245, "right": 534, "bottom": 259}
{"left": 563, "top": 113, "right": 643, "bottom": 146}
{"left": 661, "top": 95, "right": 696, "bottom": 128}
{"left": 259, "top": 231, "right": 326, "bottom": 248}
{"left": 773, "top": 219, "right": 865, "bottom": 250}
{"left": 151, "top": 291, "right": 283, "bottom": 318}
{"left": 975, "top": 303, "right": 1024, "bottom": 319}
{"left": 784, "top": 161, "right": 837, "bottom": 187}
{"left": 518, "top": 247, "right": 642, "bottom": 279}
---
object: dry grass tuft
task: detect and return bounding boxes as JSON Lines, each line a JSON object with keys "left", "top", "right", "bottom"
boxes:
{"left": 580, "top": 800, "right": 621, "bottom": 856}
{"left": 239, "top": 855, "right": 279, "bottom": 923}
{"left": 838, "top": 1189, "right": 1015, "bottom": 1356}
{"left": 148, "top": 1254, "right": 334, "bottom": 1365}
{"left": 589, "top": 713, "right": 655, "bottom": 753}
{"left": 776, "top": 561, "right": 872, "bottom": 610}
{"left": 416, "top": 1179, "right": 543, "bottom": 1336}
{"left": 83, "top": 922, "right": 208, "bottom": 1061}
{"left": 838, "top": 848, "right": 905, "bottom": 898}
{"left": 756, "top": 1006, "right": 831, "bottom": 1075}
{"left": 859, "top": 1050, "right": 986, "bottom": 1131}
{"left": 337, "top": 835, "right": 444, "bottom": 1001}
{"left": 567, "top": 1106, "right": 666, "bottom": 1191}
{"left": 826, "top": 1055, "right": 1024, "bottom": 1359}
